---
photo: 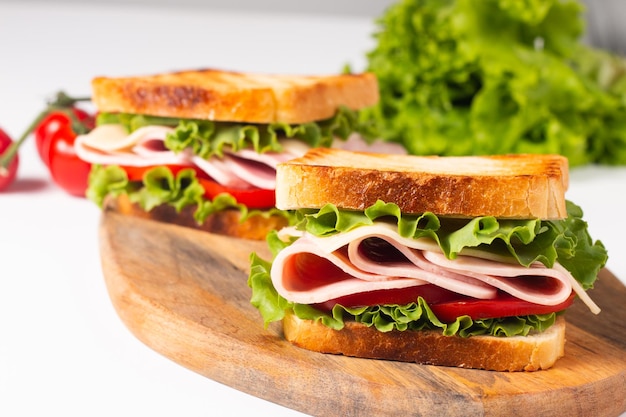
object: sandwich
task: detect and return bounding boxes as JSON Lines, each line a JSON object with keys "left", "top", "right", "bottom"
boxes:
{"left": 75, "top": 68, "right": 401, "bottom": 239}
{"left": 248, "top": 148, "right": 608, "bottom": 371}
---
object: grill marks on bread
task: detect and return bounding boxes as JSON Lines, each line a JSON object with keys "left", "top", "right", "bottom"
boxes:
{"left": 91, "top": 69, "right": 379, "bottom": 124}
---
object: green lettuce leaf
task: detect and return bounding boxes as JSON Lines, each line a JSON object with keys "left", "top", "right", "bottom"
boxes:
{"left": 248, "top": 253, "right": 293, "bottom": 324}
{"left": 549, "top": 201, "right": 608, "bottom": 289}
{"left": 248, "top": 199, "right": 607, "bottom": 336}
{"left": 96, "top": 105, "right": 376, "bottom": 159}
{"left": 363, "top": 0, "right": 626, "bottom": 166}
{"left": 87, "top": 164, "right": 293, "bottom": 225}
{"left": 297, "top": 200, "right": 592, "bottom": 270}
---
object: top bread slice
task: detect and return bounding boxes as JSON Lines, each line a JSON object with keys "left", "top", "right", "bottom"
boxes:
{"left": 91, "top": 68, "right": 379, "bottom": 124}
{"left": 276, "top": 148, "right": 569, "bottom": 219}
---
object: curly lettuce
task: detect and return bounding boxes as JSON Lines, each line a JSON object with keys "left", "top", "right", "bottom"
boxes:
{"left": 295, "top": 200, "right": 606, "bottom": 288}
{"left": 96, "top": 105, "right": 377, "bottom": 159}
{"left": 87, "top": 164, "right": 292, "bottom": 225}
{"left": 248, "top": 200, "right": 607, "bottom": 337}
{"left": 363, "top": 0, "right": 626, "bottom": 166}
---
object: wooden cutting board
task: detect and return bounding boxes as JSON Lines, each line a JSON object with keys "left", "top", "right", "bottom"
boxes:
{"left": 98, "top": 211, "right": 626, "bottom": 417}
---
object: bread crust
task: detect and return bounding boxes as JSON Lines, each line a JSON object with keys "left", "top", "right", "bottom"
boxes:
{"left": 91, "top": 69, "right": 379, "bottom": 124}
{"left": 283, "top": 313, "right": 566, "bottom": 371}
{"left": 104, "top": 194, "right": 288, "bottom": 240}
{"left": 276, "top": 148, "right": 569, "bottom": 219}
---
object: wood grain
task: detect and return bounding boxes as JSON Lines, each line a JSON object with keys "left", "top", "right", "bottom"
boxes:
{"left": 98, "top": 211, "right": 626, "bottom": 417}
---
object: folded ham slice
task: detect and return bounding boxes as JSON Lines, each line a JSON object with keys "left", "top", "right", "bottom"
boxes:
{"left": 74, "top": 125, "right": 306, "bottom": 190}
{"left": 270, "top": 223, "right": 600, "bottom": 314}
{"left": 75, "top": 125, "right": 192, "bottom": 167}
{"left": 75, "top": 124, "right": 407, "bottom": 191}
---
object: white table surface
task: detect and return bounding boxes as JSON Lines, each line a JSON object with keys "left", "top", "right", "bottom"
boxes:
{"left": 1, "top": 2, "right": 624, "bottom": 417}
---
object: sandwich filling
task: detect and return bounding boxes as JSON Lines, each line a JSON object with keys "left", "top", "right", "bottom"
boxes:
{"left": 77, "top": 107, "right": 399, "bottom": 222}
{"left": 249, "top": 200, "right": 607, "bottom": 337}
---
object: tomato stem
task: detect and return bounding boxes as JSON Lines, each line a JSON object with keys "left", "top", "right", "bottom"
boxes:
{"left": 0, "top": 91, "right": 91, "bottom": 170}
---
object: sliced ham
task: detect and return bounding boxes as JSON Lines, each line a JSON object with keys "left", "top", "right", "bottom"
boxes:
{"left": 420, "top": 251, "right": 572, "bottom": 305}
{"left": 270, "top": 223, "right": 601, "bottom": 314}
{"left": 221, "top": 154, "right": 281, "bottom": 190}
{"left": 76, "top": 125, "right": 407, "bottom": 191}
{"left": 78, "top": 124, "right": 170, "bottom": 152}
{"left": 75, "top": 124, "right": 307, "bottom": 190}
{"left": 190, "top": 155, "right": 250, "bottom": 189}
{"left": 75, "top": 125, "right": 192, "bottom": 167}
{"left": 272, "top": 236, "right": 431, "bottom": 304}
{"left": 233, "top": 138, "right": 310, "bottom": 167}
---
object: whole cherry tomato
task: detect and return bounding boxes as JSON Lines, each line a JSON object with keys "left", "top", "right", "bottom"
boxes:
{"left": 35, "top": 108, "right": 94, "bottom": 167}
{"left": 0, "top": 92, "right": 92, "bottom": 195}
{"left": 0, "top": 128, "right": 19, "bottom": 191}
{"left": 41, "top": 110, "right": 94, "bottom": 197}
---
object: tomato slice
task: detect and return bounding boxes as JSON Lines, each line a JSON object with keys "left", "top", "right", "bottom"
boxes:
{"left": 312, "top": 284, "right": 575, "bottom": 323}
{"left": 119, "top": 164, "right": 275, "bottom": 209}
{"left": 428, "top": 292, "right": 575, "bottom": 323}
{"left": 312, "top": 285, "right": 463, "bottom": 313}
{"left": 199, "top": 178, "right": 275, "bottom": 208}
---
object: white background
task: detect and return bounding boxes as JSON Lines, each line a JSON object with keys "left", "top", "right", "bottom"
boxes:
{"left": 1, "top": 1, "right": 625, "bottom": 416}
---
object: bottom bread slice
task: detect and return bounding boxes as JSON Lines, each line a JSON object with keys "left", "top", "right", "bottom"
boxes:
{"left": 282, "top": 312, "right": 566, "bottom": 371}
{"left": 104, "top": 194, "right": 289, "bottom": 240}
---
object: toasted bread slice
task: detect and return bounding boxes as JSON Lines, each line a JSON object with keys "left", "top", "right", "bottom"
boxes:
{"left": 283, "top": 313, "right": 566, "bottom": 372}
{"left": 276, "top": 148, "right": 569, "bottom": 219}
{"left": 104, "top": 194, "right": 289, "bottom": 240}
{"left": 91, "top": 69, "right": 379, "bottom": 124}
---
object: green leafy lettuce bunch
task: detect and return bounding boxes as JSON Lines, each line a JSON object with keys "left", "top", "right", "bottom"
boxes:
{"left": 364, "top": 0, "right": 626, "bottom": 166}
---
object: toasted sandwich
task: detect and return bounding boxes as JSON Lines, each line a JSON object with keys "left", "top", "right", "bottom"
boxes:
{"left": 76, "top": 68, "right": 401, "bottom": 239}
{"left": 248, "top": 148, "right": 608, "bottom": 371}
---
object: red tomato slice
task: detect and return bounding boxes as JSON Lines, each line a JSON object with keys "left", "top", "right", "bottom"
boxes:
{"left": 428, "top": 292, "right": 575, "bottom": 323}
{"left": 315, "top": 287, "right": 574, "bottom": 322}
{"left": 119, "top": 164, "right": 275, "bottom": 209}
{"left": 199, "top": 177, "right": 275, "bottom": 208}
{"left": 312, "top": 285, "right": 463, "bottom": 313}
